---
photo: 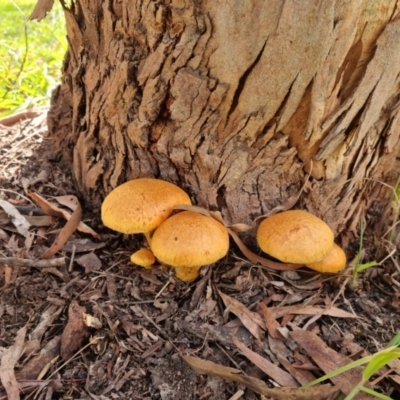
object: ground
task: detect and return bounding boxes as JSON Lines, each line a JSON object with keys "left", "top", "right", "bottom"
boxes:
{"left": 1, "top": 109, "right": 400, "bottom": 399}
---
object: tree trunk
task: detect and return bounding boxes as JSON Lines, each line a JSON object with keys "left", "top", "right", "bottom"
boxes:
{"left": 48, "top": 0, "right": 400, "bottom": 238}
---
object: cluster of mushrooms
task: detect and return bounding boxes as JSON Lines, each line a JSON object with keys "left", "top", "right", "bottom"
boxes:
{"left": 101, "top": 178, "right": 346, "bottom": 281}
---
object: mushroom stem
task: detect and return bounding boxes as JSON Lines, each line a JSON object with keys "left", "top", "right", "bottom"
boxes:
{"left": 174, "top": 265, "right": 202, "bottom": 281}
{"left": 144, "top": 231, "right": 152, "bottom": 245}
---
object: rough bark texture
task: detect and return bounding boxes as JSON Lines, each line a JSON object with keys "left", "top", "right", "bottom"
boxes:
{"left": 48, "top": 0, "right": 400, "bottom": 235}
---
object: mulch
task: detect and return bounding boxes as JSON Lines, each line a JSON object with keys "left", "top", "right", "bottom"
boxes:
{"left": 1, "top": 109, "right": 400, "bottom": 400}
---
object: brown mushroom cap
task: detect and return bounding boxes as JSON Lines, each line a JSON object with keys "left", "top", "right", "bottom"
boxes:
{"left": 306, "top": 243, "right": 346, "bottom": 273}
{"left": 150, "top": 211, "right": 229, "bottom": 281}
{"left": 130, "top": 248, "right": 156, "bottom": 268}
{"left": 101, "top": 178, "right": 191, "bottom": 235}
{"left": 257, "top": 210, "right": 334, "bottom": 264}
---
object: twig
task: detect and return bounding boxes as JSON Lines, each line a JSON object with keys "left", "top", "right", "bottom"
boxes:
{"left": 68, "top": 245, "right": 76, "bottom": 272}
{"left": 0, "top": 257, "right": 66, "bottom": 268}
{"left": 215, "top": 343, "right": 245, "bottom": 373}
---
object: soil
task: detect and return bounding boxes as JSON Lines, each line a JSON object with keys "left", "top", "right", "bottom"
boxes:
{"left": 1, "top": 110, "right": 400, "bottom": 400}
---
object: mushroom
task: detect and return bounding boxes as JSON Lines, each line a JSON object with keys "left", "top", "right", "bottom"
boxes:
{"left": 306, "top": 243, "right": 346, "bottom": 273}
{"left": 150, "top": 211, "right": 229, "bottom": 281}
{"left": 256, "top": 210, "right": 334, "bottom": 264}
{"left": 101, "top": 178, "right": 191, "bottom": 242}
{"left": 130, "top": 248, "right": 156, "bottom": 268}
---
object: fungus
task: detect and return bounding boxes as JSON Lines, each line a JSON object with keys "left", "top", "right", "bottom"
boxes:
{"left": 130, "top": 248, "right": 156, "bottom": 268}
{"left": 256, "top": 210, "right": 334, "bottom": 265}
{"left": 150, "top": 211, "right": 229, "bottom": 281}
{"left": 101, "top": 178, "right": 191, "bottom": 242}
{"left": 306, "top": 243, "right": 346, "bottom": 273}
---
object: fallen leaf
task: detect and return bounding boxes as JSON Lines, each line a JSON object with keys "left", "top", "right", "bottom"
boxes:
{"left": 27, "top": 191, "right": 101, "bottom": 239}
{"left": 29, "top": 0, "right": 54, "bottom": 21}
{"left": 227, "top": 223, "right": 253, "bottom": 232}
{"left": 0, "top": 326, "right": 27, "bottom": 400}
{"left": 290, "top": 326, "right": 372, "bottom": 398}
{"left": 0, "top": 200, "right": 31, "bottom": 237}
{"left": 228, "top": 229, "right": 302, "bottom": 271}
{"left": 218, "top": 290, "right": 264, "bottom": 340}
{"left": 269, "top": 305, "right": 359, "bottom": 319}
{"left": 60, "top": 301, "right": 89, "bottom": 361}
{"left": 24, "top": 215, "right": 52, "bottom": 226}
{"left": 76, "top": 252, "right": 102, "bottom": 273}
{"left": 259, "top": 302, "right": 282, "bottom": 339}
{"left": 232, "top": 335, "right": 299, "bottom": 387}
{"left": 51, "top": 195, "right": 80, "bottom": 210}
{"left": 40, "top": 203, "right": 82, "bottom": 259}
{"left": 183, "top": 354, "right": 338, "bottom": 400}
{"left": 278, "top": 355, "right": 316, "bottom": 386}
{"left": 176, "top": 320, "right": 253, "bottom": 347}
{"left": 62, "top": 239, "right": 106, "bottom": 253}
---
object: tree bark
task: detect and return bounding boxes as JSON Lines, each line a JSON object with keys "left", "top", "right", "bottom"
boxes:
{"left": 48, "top": 0, "right": 400, "bottom": 237}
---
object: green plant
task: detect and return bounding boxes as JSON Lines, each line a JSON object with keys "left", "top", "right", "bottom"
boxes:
{"left": 351, "top": 219, "right": 378, "bottom": 283}
{"left": 302, "top": 331, "right": 400, "bottom": 399}
{"left": 0, "top": 0, "right": 67, "bottom": 117}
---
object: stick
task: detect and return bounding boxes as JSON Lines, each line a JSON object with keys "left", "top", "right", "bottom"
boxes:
{"left": 0, "top": 257, "right": 66, "bottom": 268}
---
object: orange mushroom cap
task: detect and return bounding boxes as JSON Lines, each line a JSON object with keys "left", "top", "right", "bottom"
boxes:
{"left": 101, "top": 178, "right": 191, "bottom": 235}
{"left": 150, "top": 211, "right": 229, "bottom": 281}
{"left": 306, "top": 243, "right": 346, "bottom": 273}
{"left": 130, "top": 248, "right": 156, "bottom": 268}
{"left": 257, "top": 210, "right": 334, "bottom": 264}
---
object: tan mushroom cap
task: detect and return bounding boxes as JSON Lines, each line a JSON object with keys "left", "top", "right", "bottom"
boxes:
{"left": 130, "top": 248, "right": 156, "bottom": 268}
{"left": 306, "top": 243, "right": 346, "bottom": 273}
{"left": 257, "top": 210, "right": 334, "bottom": 264}
{"left": 150, "top": 211, "right": 230, "bottom": 281}
{"left": 101, "top": 178, "right": 191, "bottom": 235}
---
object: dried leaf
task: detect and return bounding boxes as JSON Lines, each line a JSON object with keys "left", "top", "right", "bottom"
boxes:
{"left": 60, "top": 301, "right": 89, "bottom": 361}
{"left": 176, "top": 320, "right": 253, "bottom": 347}
{"left": 173, "top": 204, "right": 211, "bottom": 216}
{"left": 24, "top": 215, "right": 52, "bottom": 226}
{"left": 259, "top": 302, "right": 282, "bottom": 339}
{"left": 52, "top": 195, "right": 80, "bottom": 210}
{"left": 228, "top": 223, "right": 253, "bottom": 232}
{"left": 63, "top": 239, "right": 106, "bottom": 253}
{"left": 40, "top": 202, "right": 82, "bottom": 259}
{"left": 29, "top": 0, "right": 54, "bottom": 21}
{"left": 218, "top": 290, "right": 264, "bottom": 340}
{"left": 228, "top": 228, "right": 302, "bottom": 271}
{"left": 232, "top": 335, "right": 299, "bottom": 387}
{"left": 0, "top": 326, "right": 27, "bottom": 400}
{"left": 183, "top": 355, "right": 338, "bottom": 400}
{"left": 269, "top": 305, "right": 359, "bottom": 319}
{"left": 278, "top": 355, "right": 316, "bottom": 386}
{"left": 290, "top": 327, "right": 371, "bottom": 398}
{"left": 76, "top": 252, "right": 102, "bottom": 273}
{"left": 0, "top": 200, "right": 31, "bottom": 237}
{"left": 27, "top": 191, "right": 101, "bottom": 239}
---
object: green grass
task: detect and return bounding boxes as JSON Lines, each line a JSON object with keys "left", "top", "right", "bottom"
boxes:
{"left": 0, "top": 0, "right": 67, "bottom": 116}
{"left": 302, "top": 331, "right": 400, "bottom": 399}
